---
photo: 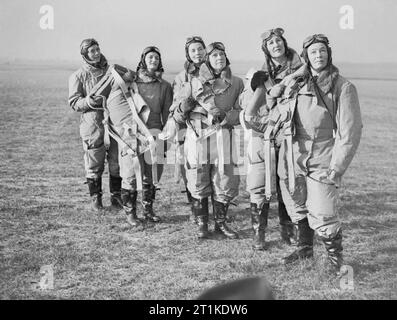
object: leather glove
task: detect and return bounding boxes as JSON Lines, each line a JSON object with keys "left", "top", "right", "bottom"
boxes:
{"left": 179, "top": 96, "right": 196, "bottom": 114}
{"left": 250, "top": 71, "right": 269, "bottom": 91}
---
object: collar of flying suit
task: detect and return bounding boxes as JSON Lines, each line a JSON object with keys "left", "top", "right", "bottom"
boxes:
{"left": 184, "top": 61, "right": 202, "bottom": 77}
{"left": 198, "top": 63, "right": 232, "bottom": 85}
{"left": 262, "top": 48, "right": 302, "bottom": 82}
{"left": 135, "top": 69, "right": 163, "bottom": 83}
{"left": 82, "top": 54, "right": 109, "bottom": 77}
{"left": 192, "top": 64, "right": 233, "bottom": 109}
{"left": 83, "top": 53, "right": 108, "bottom": 69}
{"left": 302, "top": 64, "right": 339, "bottom": 95}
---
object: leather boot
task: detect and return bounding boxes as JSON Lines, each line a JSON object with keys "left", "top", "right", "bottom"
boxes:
{"left": 142, "top": 184, "right": 161, "bottom": 222}
{"left": 185, "top": 187, "right": 196, "bottom": 223}
{"left": 151, "top": 185, "right": 156, "bottom": 200}
{"left": 109, "top": 176, "right": 123, "bottom": 209}
{"left": 278, "top": 200, "right": 296, "bottom": 245}
{"left": 192, "top": 197, "right": 209, "bottom": 239}
{"left": 121, "top": 189, "right": 141, "bottom": 227}
{"left": 319, "top": 229, "right": 344, "bottom": 272}
{"left": 280, "top": 222, "right": 297, "bottom": 245}
{"left": 213, "top": 200, "right": 238, "bottom": 239}
{"left": 87, "top": 178, "right": 103, "bottom": 211}
{"left": 251, "top": 203, "right": 269, "bottom": 250}
{"left": 283, "top": 217, "right": 314, "bottom": 264}
{"left": 186, "top": 186, "right": 193, "bottom": 204}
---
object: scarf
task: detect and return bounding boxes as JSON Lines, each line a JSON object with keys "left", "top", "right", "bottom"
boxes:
{"left": 279, "top": 63, "right": 339, "bottom": 101}
{"left": 198, "top": 62, "right": 232, "bottom": 85}
{"left": 135, "top": 69, "right": 163, "bottom": 83}
{"left": 83, "top": 53, "right": 108, "bottom": 70}
{"left": 307, "top": 64, "right": 339, "bottom": 95}
{"left": 184, "top": 61, "right": 202, "bottom": 77}
{"left": 262, "top": 48, "right": 302, "bottom": 83}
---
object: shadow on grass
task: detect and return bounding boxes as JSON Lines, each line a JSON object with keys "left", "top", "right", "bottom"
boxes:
{"left": 347, "top": 260, "right": 382, "bottom": 276}
{"left": 346, "top": 218, "right": 397, "bottom": 235}
{"left": 341, "top": 190, "right": 397, "bottom": 214}
{"left": 234, "top": 227, "right": 253, "bottom": 240}
{"left": 230, "top": 206, "right": 250, "bottom": 222}
{"left": 0, "top": 203, "right": 76, "bottom": 215}
{"left": 376, "top": 245, "right": 397, "bottom": 255}
{"left": 160, "top": 214, "right": 190, "bottom": 225}
{"left": 341, "top": 190, "right": 396, "bottom": 203}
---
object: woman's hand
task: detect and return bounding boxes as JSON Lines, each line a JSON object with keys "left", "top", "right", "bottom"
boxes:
{"left": 319, "top": 169, "right": 341, "bottom": 187}
{"left": 250, "top": 71, "right": 269, "bottom": 91}
{"left": 179, "top": 96, "right": 196, "bottom": 114}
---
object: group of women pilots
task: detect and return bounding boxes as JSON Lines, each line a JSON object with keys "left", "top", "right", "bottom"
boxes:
{"left": 68, "top": 28, "right": 362, "bottom": 272}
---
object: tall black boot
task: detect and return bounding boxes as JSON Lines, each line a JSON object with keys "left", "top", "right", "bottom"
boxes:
{"left": 251, "top": 203, "right": 269, "bottom": 250}
{"left": 278, "top": 200, "right": 296, "bottom": 245}
{"left": 109, "top": 176, "right": 123, "bottom": 209}
{"left": 150, "top": 185, "right": 156, "bottom": 200}
{"left": 121, "top": 189, "right": 141, "bottom": 227}
{"left": 142, "top": 184, "right": 161, "bottom": 222}
{"left": 186, "top": 187, "right": 193, "bottom": 204}
{"left": 213, "top": 200, "right": 238, "bottom": 239}
{"left": 319, "top": 229, "right": 344, "bottom": 272}
{"left": 185, "top": 187, "right": 196, "bottom": 223}
{"left": 283, "top": 217, "right": 314, "bottom": 264}
{"left": 192, "top": 197, "right": 209, "bottom": 239}
{"left": 87, "top": 178, "right": 103, "bottom": 211}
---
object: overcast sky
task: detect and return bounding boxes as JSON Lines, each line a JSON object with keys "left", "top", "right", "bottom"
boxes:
{"left": 1, "top": 0, "right": 396, "bottom": 64}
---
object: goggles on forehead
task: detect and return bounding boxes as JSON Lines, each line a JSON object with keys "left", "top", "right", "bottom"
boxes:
{"left": 143, "top": 46, "right": 161, "bottom": 56}
{"left": 206, "top": 42, "right": 226, "bottom": 55}
{"left": 186, "top": 36, "right": 204, "bottom": 45}
{"left": 302, "top": 34, "right": 329, "bottom": 49}
{"left": 260, "top": 28, "right": 284, "bottom": 41}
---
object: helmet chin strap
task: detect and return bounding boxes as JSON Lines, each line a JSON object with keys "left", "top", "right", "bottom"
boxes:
{"left": 82, "top": 54, "right": 106, "bottom": 69}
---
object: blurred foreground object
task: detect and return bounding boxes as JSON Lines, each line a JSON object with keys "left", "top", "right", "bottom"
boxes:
{"left": 196, "top": 276, "right": 274, "bottom": 300}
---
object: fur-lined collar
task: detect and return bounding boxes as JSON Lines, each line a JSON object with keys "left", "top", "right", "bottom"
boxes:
{"left": 198, "top": 63, "right": 232, "bottom": 85}
{"left": 184, "top": 61, "right": 202, "bottom": 76}
{"left": 304, "top": 64, "right": 339, "bottom": 95}
{"left": 83, "top": 54, "right": 108, "bottom": 76}
{"left": 192, "top": 64, "right": 234, "bottom": 103}
{"left": 285, "top": 63, "right": 340, "bottom": 98}
{"left": 262, "top": 48, "right": 302, "bottom": 80}
{"left": 135, "top": 69, "right": 163, "bottom": 83}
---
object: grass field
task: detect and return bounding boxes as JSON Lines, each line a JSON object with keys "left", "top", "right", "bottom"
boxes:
{"left": 0, "top": 62, "right": 396, "bottom": 300}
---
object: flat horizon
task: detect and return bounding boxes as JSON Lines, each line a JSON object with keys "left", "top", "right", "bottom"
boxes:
{"left": 1, "top": 58, "right": 397, "bottom": 66}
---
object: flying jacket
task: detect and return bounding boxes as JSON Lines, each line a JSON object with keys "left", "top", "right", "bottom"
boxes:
{"left": 172, "top": 63, "right": 201, "bottom": 105}
{"left": 68, "top": 61, "right": 109, "bottom": 112}
{"left": 241, "top": 49, "right": 303, "bottom": 131}
{"left": 173, "top": 64, "right": 244, "bottom": 127}
{"left": 135, "top": 70, "right": 173, "bottom": 131}
{"left": 277, "top": 66, "right": 363, "bottom": 183}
